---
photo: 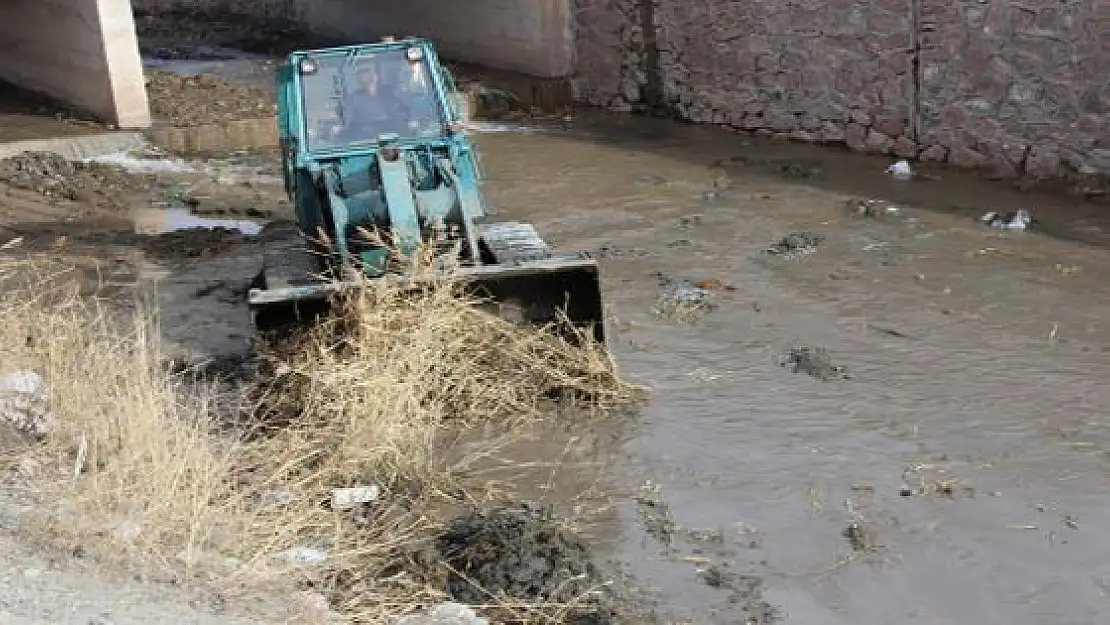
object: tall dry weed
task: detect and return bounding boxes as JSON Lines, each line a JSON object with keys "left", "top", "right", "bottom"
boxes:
{"left": 0, "top": 256, "right": 641, "bottom": 622}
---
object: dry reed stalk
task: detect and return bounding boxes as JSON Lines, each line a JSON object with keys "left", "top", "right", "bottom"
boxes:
{"left": 0, "top": 253, "right": 643, "bottom": 623}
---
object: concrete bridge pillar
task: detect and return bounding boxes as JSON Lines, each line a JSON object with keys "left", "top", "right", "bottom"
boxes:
{"left": 0, "top": 0, "right": 151, "bottom": 129}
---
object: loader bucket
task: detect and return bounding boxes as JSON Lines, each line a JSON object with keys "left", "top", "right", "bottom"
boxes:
{"left": 247, "top": 256, "right": 607, "bottom": 346}
{"left": 461, "top": 259, "right": 607, "bottom": 346}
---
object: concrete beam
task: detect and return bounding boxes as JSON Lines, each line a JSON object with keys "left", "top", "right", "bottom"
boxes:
{"left": 0, "top": 0, "right": 151, "bottom": 129}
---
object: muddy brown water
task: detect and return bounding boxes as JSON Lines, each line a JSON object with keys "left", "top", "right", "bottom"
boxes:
{"left": 466, "top": 113, "right": 1110, "bottom": 624}
{"left": 7, "top": 39, "right": 1110, "bottom": 622}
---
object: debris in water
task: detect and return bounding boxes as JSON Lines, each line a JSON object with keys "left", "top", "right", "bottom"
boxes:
{"left": 587, "top": 244, "right": 654, "bottom": 259}
{"left": 696, "top": 277, "right": 736, "bottom": 291}
{"left": 844, "top": 197, "right": 901, "bottom": 220}
{"left": 698, "top": 563, "right": 731, "bottom": 588}
{"left": 780, "top": 347, "right": 849, "bottom": 381}
{"left": 652, "top": 276, "right": 717, "bottom": 323}
{"left": 885, "top": 159, "right": 914, "bottom": 181}
{"left": 980, "top": 209, "right": 1034, "bottom": 231}
{"left": 842, "top": 521, "right": 879, "bottom": 552}
{"left": 634, "top": 480, "right": 677, "bottom": 546}
{"left": 765, "top": 231, "right": 825, "bottom": 258}
{"left": 677, "top": 214, "right": 703, "bottom": 229}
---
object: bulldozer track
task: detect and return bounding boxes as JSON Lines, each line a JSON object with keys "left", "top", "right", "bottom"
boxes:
{"left": 477, "top": 221, "right": 552, "bottom": 265}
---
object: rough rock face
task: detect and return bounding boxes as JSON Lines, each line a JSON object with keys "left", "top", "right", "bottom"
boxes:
{"left": 571, "top": 0, "right": 1110, "bottom": 180}
{"left": 917, "top": 0, "right": 1110, "bottom": 180}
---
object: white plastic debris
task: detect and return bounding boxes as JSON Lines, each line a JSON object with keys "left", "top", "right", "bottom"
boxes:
{"left": 395, "top": 602, "right": 490, "bottom": 625}
{"left": 885, "top": 159, "right": 914, "bottom": 181}
{"left": 331, "top": 485, "right": 381, "bottom": 510}
{"left": 285, "top": 547, "right": 327, "bottom": 567}
{"left": 0, "top": 371, "right": 53, "bottom": 440}
{"left": 980, "top": 209, "right": 1033, "bottom": 231}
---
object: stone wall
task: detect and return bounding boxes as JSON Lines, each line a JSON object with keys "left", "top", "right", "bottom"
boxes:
{"left": 918, "top": 0, "right": 1110, "bottom": 178}
{"left": 571, "top": 0, "right": 1110, "bottom": 180}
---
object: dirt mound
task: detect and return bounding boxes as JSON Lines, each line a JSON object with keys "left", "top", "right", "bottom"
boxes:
{"left": 0, "top": 152, "right": 151, "bottom": 210}
{"left": 408, "top": 503, "right": 620, "bottom": 623}
{"left": 145, "top": 71, "right": 276, "bottom": 127}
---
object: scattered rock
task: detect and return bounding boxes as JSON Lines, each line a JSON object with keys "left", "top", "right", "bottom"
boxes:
{"left": 765, "top": 231, "right": 825, "bottom": 257}
{"left": 0, "top": 371, "right": 53, "bottom": 440}
{"left": 781, "top": 346, "right": 850, "bottom": 381}
{"left": 395, "top": 602, "right": 490, "bottom": 625}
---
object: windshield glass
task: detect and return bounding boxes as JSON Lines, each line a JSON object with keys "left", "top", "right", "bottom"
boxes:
{"left": 300, "top": 48, "right": 447, "bottom": 152}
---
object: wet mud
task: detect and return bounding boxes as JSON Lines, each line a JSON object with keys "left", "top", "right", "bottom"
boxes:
{"left": 404, "top": 503, "right": 627, "bottom": 624}
{"left": 0, "top": 152, "right": 156, "bottom": 211}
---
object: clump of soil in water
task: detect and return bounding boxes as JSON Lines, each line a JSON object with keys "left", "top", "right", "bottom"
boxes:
{"left": 697, "top": 565, "right": 782, "bottom": 624}
{"left": 407, "top": 503, "right": 622, "bottom": 624}
{"left": 781, "top": 346, "right": 850, "bottom": 381}
{"left": 0, "top": 152, "right": 151, "bottom": 209}
{"left": 765, "top": 231, "right": 825, "bottom": 256}
{"left": 145, "top": 70, "right": 277, "bottom": 127}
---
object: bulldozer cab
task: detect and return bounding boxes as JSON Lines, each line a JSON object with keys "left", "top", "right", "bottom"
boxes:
{"left": 279, "top": 39, "right": 464, "bottom": 154}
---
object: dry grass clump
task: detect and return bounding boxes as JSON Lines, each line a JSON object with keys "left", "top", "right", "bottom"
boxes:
{"left": 0, "top": 256, "right": 641, "bottom": 623}
{"left": 248, "top": 275, "right": 635, "bottom": 487}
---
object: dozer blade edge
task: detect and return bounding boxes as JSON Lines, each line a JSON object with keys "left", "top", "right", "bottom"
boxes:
{"left": 248, "top": 256, "right": 607, "bottom": 346}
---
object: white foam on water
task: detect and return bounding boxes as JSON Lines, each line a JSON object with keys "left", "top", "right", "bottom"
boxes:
{"left": 463, "top": 121, "right": 551, "bottom": 134}
{"left": 86, "top": 151, "right": 197, "bottom": 174}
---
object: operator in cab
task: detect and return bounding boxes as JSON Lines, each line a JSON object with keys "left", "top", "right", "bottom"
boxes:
{"left": 340, "top": 63, "right": 408, "bottom": 141}
{"left": 338, "top": 58, "right": 442, "bottom": 143}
